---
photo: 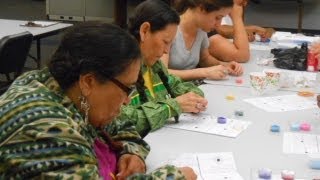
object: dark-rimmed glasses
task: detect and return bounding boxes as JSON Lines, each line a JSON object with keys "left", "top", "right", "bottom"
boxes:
{"left": 110, "top": 78, "right": 136, "bottom": 97}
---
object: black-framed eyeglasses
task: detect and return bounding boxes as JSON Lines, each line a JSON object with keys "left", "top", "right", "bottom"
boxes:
{"left": 110, "top": 78, "right": 136, "bottom": 97}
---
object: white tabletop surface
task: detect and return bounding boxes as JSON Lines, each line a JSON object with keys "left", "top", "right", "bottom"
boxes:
{"left": 144, "top": 42, "right": 320, "bottom": 179}
{"left": 0, "top": 19, "right": 72, "bottom": 38}
{"left": 204, "top": 48, "right": 320, "bottom": 93}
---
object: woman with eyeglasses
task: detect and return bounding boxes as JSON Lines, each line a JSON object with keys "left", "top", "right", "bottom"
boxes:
{"left": 0, "top": 22, "right": 196, "bottom": 180}
{"left": 119, "top": 0, "right": 208, "bottom": 138}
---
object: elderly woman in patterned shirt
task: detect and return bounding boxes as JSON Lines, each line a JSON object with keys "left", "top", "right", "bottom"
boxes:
{"left": 0, "top": 22, "right": 196, "bottom": 180}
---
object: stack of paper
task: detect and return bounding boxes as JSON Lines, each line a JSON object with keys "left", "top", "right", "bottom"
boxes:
{"left": 283, "top": 132, "right": 320, "bottom": 154}
{"left": 243, "top": 95, "right": 317, "bottom": 112}
{"left": 166, "top": 113, "right": 251, "bottom": 138}
{"left": 162, "top": 152, "right": 243, "bottom": 180}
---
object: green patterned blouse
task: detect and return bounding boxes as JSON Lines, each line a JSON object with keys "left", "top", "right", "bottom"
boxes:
{"left": 119, "top": 60, "right": 204, "bottom": 137}
{"left": 0, "top": 68, "right": 185, "bottom": 179}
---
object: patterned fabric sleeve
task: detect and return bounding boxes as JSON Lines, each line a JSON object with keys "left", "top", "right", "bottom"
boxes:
{"left": 105, "top": 119, "right": 150, "bottom": 160}
{"left": 0, "top": 68, "right": 179, "bottom": 179}
{"left": 119, "top": 98, "right": 181, "bottom": 137}
{"left": 127, "top": 165, "right": 186, "bottom": 180}
{"left": 0, "top": 69, "right": 102, "bottom": 179}
{"left": 0, "top": 114, "right": 100, "bottom": 179}
{"left": 119, "top": 61, "right": 204, "bottom": 137}
{"left": 105, "top": 121, "right": 186, "bottom": 179}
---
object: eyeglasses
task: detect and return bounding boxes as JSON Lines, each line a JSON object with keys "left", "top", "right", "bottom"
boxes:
{"left": 110, "top": 78, "right": 136, "bottom": 97}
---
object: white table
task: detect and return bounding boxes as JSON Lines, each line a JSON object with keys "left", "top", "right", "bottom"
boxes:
{"left": 0, "top": 19, "right": 73, "bottom": 68}
{"left": 204, "top": 47, "right": 320, "bottom": 94}
{"left": 144, "top": 43, "right": 320, "bottom": 179}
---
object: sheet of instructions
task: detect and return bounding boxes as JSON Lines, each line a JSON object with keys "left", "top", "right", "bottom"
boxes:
{"left": 283, "top": 132, "right": 320, "bottom": 154}
{"left": 162, "top": 152, "right": 243, "bottom": 180}
{"left": 243, "top": 95, "right": 317, "bottom": 112}
{"left": 165, "top": 113, "right": 251, "bottom": 138}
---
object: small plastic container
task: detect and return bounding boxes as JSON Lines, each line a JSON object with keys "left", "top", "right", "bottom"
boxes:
{"left": 217, "top": 117, "right": 227, "bottom": 124}
{"left": 270, "top": 124, "right": 280, "bottom": 133}
{"left": 308, "top": 154, "right": 320, "bottom": 170}
{"left": 234, "top": 110, "right": 244, "bottom": 118}
{"left": 290, "top": 122, "right": 300, "bottom": 132}
{"left": 258, "top": 168, "right": 272, "bottom": 179}
{"left": 281, "top": 170, "right": 295, "bottom": 180}
{"left": 300, "top": 122, "right": 311, "bottom": 131}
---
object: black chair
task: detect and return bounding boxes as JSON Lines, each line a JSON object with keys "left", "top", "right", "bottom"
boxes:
{"left": 0, "top": 31, "right": 33, "bottom": 95}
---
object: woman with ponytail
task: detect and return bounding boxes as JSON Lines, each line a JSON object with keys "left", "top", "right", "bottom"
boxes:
{"left": 120, "top": 0, "right": 208, "bottom": 139}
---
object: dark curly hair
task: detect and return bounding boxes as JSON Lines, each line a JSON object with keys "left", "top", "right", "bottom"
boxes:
{"left": 48, "top": 21, "right": 141, "bottom": 90}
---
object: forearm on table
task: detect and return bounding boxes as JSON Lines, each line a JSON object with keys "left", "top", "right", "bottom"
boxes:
{"left": 199, "top": 54, "right": 222, "bottom": 67}
{"left": 168, "top": 68, "right": 209, "bottom": 81}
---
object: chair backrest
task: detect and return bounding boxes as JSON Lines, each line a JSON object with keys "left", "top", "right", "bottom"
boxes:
{"left": 0, "top": 31, "right": 33, "bottom": 80}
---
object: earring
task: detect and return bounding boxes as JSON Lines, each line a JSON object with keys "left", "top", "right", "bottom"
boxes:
{"left": 79, "top": 95, "right": 90, "bottom": 125}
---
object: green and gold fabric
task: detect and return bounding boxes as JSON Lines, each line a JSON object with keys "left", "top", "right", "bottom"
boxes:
{"left": 119, "top": 60, "right": 204, "bottom": 137}
{"left": 0, "top": 68, "right": 185, "bottom": 179}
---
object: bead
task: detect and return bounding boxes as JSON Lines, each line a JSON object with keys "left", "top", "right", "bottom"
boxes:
{"left": 309, "top": 159, "right": 320, "bottom": 170}
{"left": 217, "top": 117, "right": 227, "bottom": 124}
{"left": 225, "top": 94, "right": 235, "bottom": 101}
{"left": 270, "top": 124, "right": 280, "bottom": 133}
{"left": 290, "top": 123, "right": 300, "bottom": 132}
{"left": 281, "top": 170, "right": 295, "bottom": 180}
{"left": 234, "top": 110, "right": 244, "bottom": 117}
{"left": 235, "top": 78, "right": 243, "bottom": 84}
{"left": 300, "top": 123, "right": 311, "bottom": 131}
{"left": 258, "top": 168, "right": 272, "bottom": 179}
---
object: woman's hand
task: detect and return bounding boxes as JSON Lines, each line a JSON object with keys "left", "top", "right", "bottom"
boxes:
{"left": 246, "top": 30, "right": 256, "bottom": 42}
{"left": 204, "top": 65, "right": 229, "bottom": 80}
{"left": 246, "top": 25, "right": 266, "bottom": 42}
{"left": 117, "top": 154, "right": 146, "bottom": 180}
{"left": 246, "top": 26, "right": 275, "bottom": 42}
{"left": 225, "top": 61, "right": 243, "bottom": 76}
{"left": 179, "top": 167, "right": 197, "bottom": 180}
{"left": 261, "top": 28, "right": 275, "bottom": 39}
{"left": 230, "top": 1, "right": 244, "bottom": 18}
{"left": 175, "top": 92, "right": 208, "bottom": 113}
